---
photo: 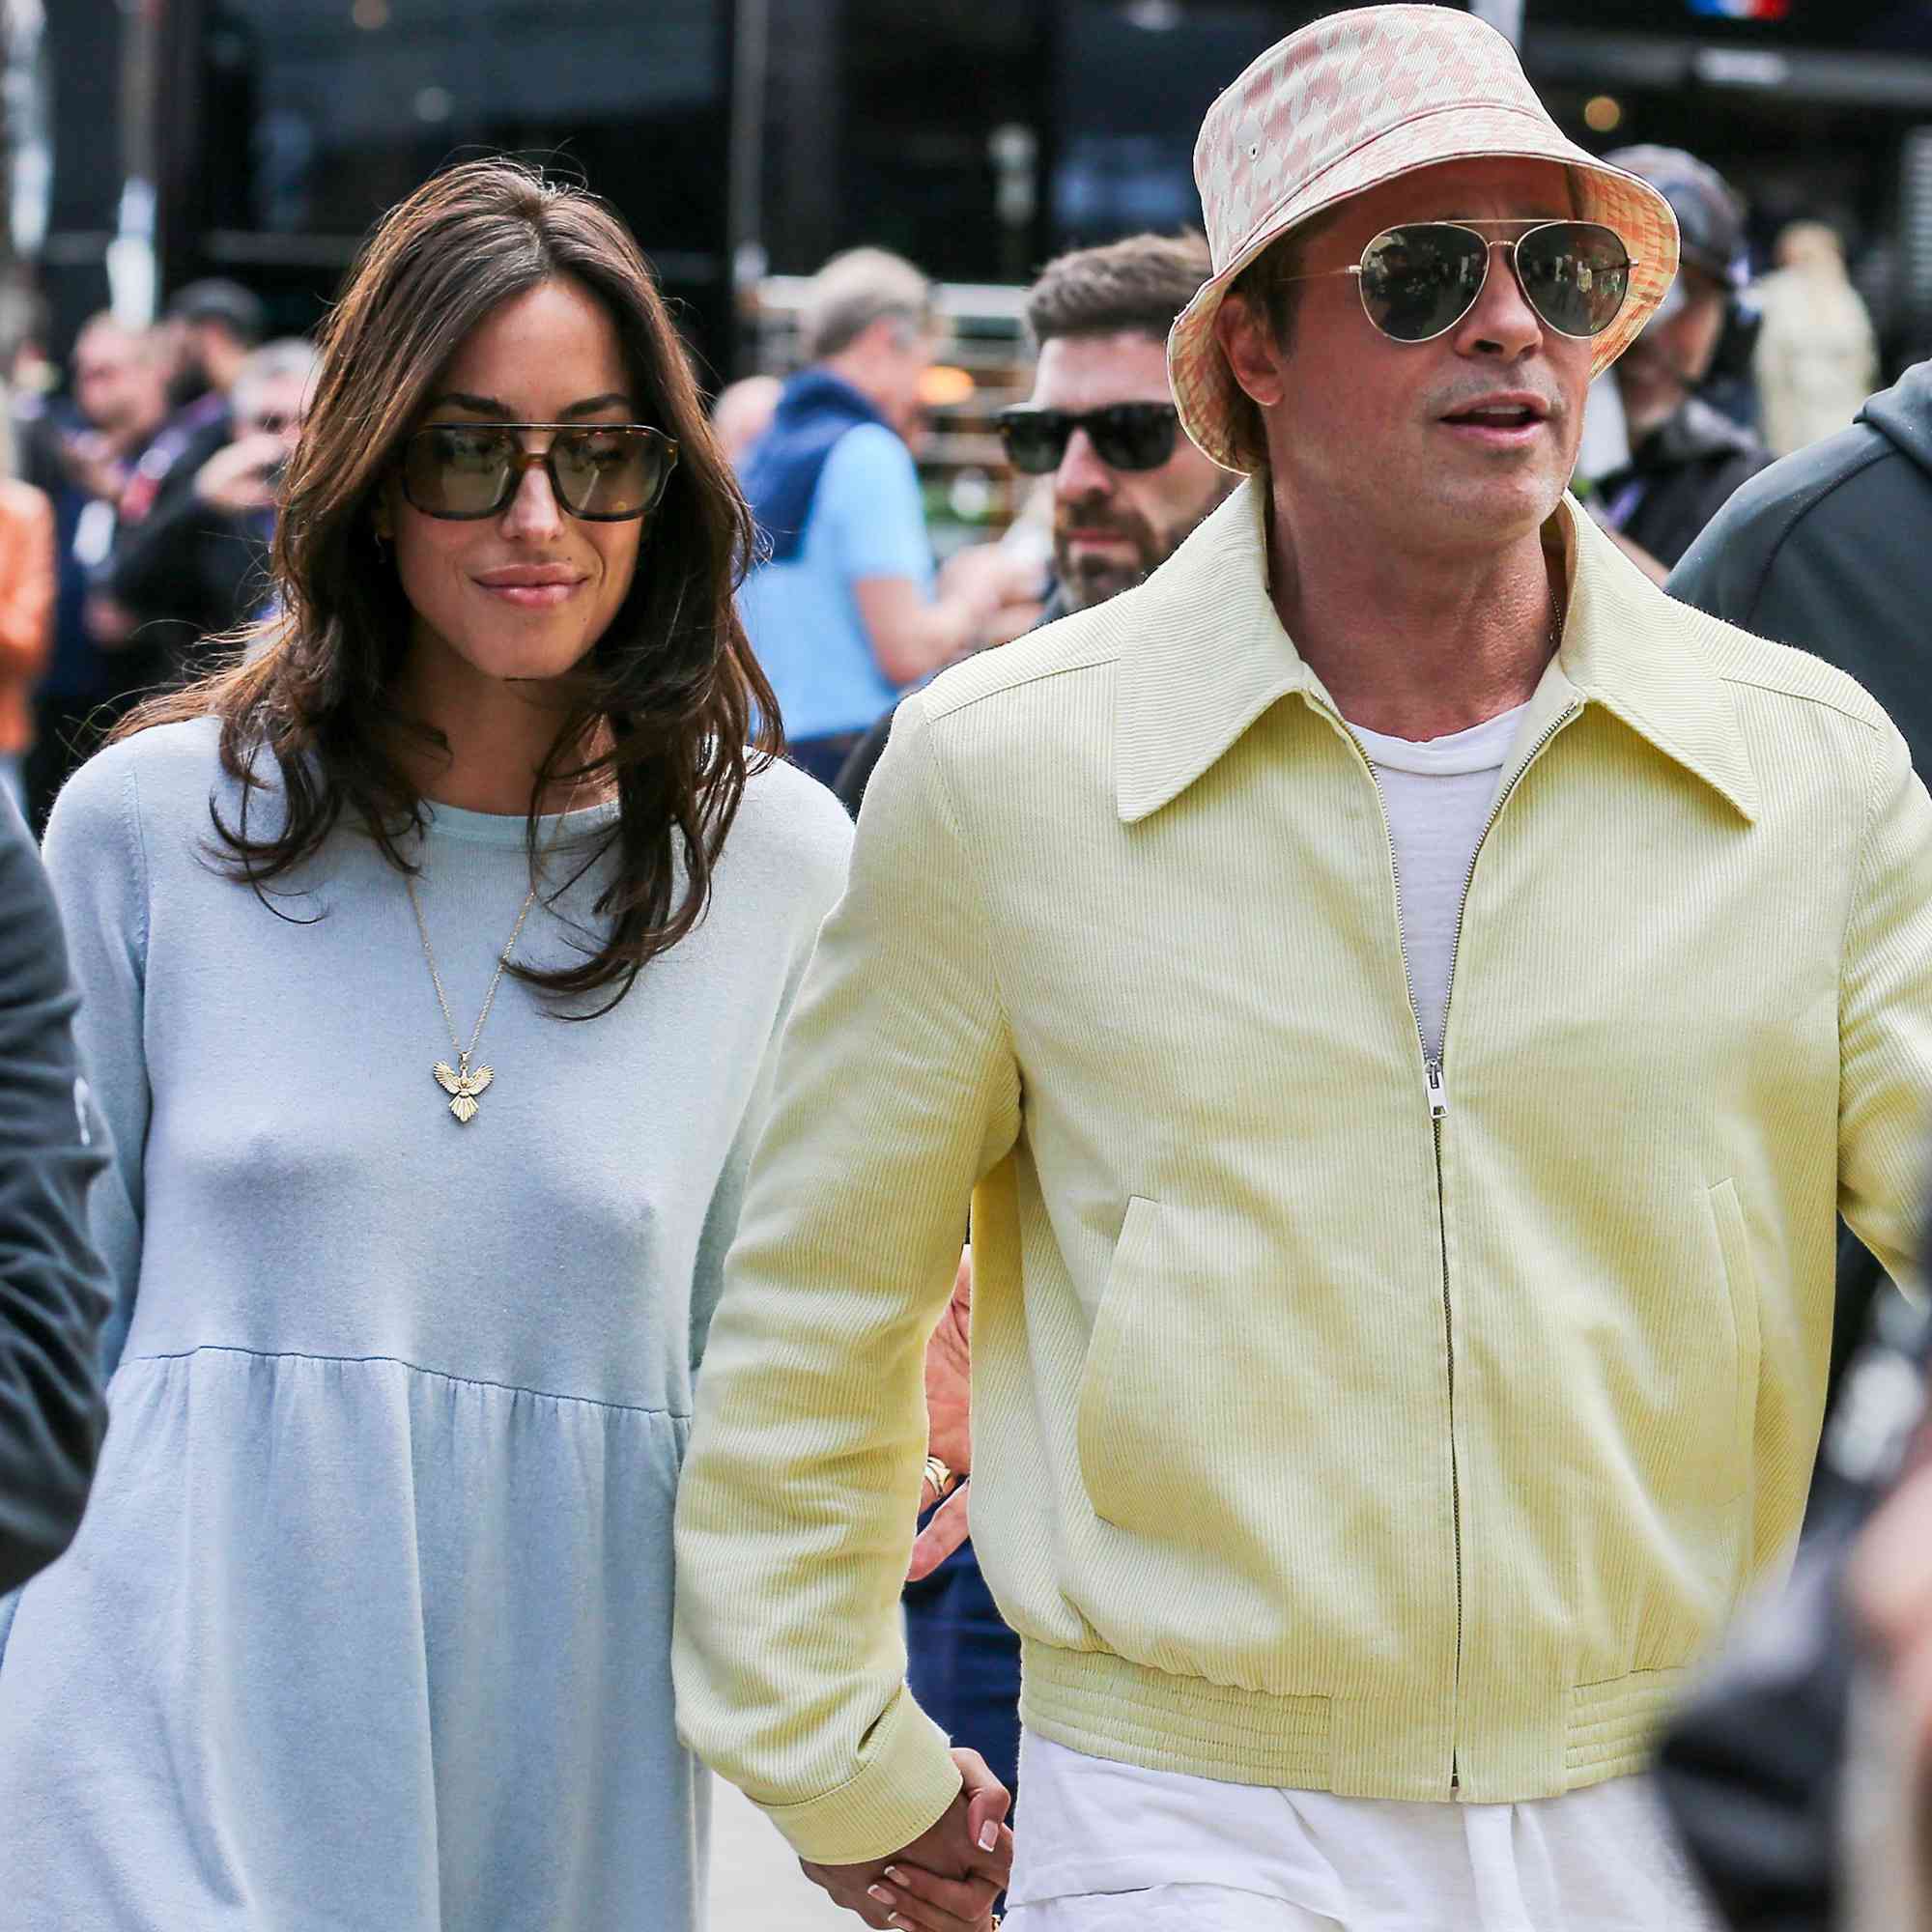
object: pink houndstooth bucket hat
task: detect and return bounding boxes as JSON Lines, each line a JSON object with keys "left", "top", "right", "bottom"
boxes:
{"left": 1169, "top": 4, "right": 1681, "bottom": 471}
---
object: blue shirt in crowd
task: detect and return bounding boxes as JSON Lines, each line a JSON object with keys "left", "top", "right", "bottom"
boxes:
{"left": 739, "top": 421, "right": 934, "bottom": 743}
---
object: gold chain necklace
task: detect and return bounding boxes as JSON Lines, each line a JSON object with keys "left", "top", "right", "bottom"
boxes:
{"left": 404, "top": 786, "right": 584, "bottom": 1124}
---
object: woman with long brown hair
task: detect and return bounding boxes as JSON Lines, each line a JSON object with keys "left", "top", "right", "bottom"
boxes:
{"left": 0, "top": 159, "right": 852, "bottom": 1928}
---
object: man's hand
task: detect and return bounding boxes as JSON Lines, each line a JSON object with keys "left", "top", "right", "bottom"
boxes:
{"left": 924, "top": 1248, "right": 972, "bottom": 1478}
{"left": 82, "top": 595, "right": 137, "bottom": 650}
{"left": 799, "top": 1747, "right": 1011, "bottom": 1930}
{"left": 194, "top": 432, "right": 288, "bottom": 515}
{"left": 58, "top": 429, "right": 126, "bottom": 506}
{"left": 910, "top": 1484, "right": 971, "bottom": 1582}
{"left": 911, "top": 1250, "right": 974, "bottom": 1583}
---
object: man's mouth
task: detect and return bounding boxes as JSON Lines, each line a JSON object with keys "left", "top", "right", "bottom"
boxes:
{"left": 1442, "top": 404, "right": 1543, "bottom": 428}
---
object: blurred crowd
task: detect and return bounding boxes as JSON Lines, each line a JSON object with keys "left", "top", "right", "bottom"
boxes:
{"left": 0, "top": 139, "right": 1890, "bottom": 851}
{"left": 7, "top": 281, "right": 315, "bottom": 833}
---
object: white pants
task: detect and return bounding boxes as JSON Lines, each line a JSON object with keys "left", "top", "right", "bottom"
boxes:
{"left": 1004, "top": 1730, "right": 1719, "bottom": 1932}
{"left": 1006, "top": 1885, "right": 1343, "bottom": 1930}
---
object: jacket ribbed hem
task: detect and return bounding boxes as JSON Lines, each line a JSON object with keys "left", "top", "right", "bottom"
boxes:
{"left": 1017, "top": 1640, "right": 1685, "bottom": 1803}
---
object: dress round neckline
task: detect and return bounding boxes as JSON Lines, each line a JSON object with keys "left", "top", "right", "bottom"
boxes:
{"left": 418, "top": 796, "right": 621, "bottom": 849}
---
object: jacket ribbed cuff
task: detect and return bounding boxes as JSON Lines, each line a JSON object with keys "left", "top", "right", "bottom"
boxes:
{"left": 758, "top": 1688, "right": 964, "bottom": 1865}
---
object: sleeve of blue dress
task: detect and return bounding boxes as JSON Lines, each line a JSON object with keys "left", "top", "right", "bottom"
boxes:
{"left": 0, "top": 784, "right": 111, "bottom": 1598}
{"left": 39, "top": 746, "right": 152, "bottom": 1384}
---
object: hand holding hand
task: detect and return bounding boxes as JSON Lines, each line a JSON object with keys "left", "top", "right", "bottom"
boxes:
{"left": 799, "top": 1747, "right": 1012, "bottom": 1930}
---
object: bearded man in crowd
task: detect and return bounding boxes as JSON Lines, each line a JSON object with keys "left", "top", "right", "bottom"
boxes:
{"left": 835, "top": 231, "right": 1232, "bottom": 812}
{"left": 675, "top": 9, "right": 1932, "bottom": 1930}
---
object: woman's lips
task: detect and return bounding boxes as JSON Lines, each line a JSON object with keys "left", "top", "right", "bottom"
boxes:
{"left": 475, "top": 578, "right": 584, "bottom": 609}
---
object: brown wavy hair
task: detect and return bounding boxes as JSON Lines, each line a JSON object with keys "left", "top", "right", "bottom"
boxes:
{"left": 121, "top": 156, "right": 781, "bottom": 1014}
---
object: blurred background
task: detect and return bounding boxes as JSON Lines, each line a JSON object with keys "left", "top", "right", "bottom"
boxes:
{"left": 16, "top": 0, "right": 1932, "bottom": 551}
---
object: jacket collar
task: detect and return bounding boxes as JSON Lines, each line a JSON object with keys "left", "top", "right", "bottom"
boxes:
{"left": 1112, "top": 481, "right": 1758, "bottom": 825}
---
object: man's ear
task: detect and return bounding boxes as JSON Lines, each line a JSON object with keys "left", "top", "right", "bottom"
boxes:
{"left": 1214, "top": 294, "right": 1288, "bottom": 411}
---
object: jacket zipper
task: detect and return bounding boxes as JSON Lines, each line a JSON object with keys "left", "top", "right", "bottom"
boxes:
{"left": 1333, "top": 697, "right": 1581, "bottom": 1796}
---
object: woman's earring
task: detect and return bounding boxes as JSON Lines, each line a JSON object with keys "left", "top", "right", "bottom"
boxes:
{"left": 373, "top": 527, "right": 389, "bottom": 557}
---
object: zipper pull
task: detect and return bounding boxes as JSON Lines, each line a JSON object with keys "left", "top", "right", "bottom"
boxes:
{"left": 1425, "top": 1059, "right": 1448, "bottom": 1120}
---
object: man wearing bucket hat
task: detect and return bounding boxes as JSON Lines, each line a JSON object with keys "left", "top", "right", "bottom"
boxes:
{"left": 674, "top": 9, "right": 1932, "bottom": 1929}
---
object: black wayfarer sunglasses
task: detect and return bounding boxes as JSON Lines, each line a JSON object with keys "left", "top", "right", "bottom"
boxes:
{"left": 997, "top": 402, "right": 1181, "bottom": 476}
{"left": 1275, "top": 219, "right": 1637, "bottom": 345}
{"left": 400, "top": 422, "right": 679, "bottom": 522}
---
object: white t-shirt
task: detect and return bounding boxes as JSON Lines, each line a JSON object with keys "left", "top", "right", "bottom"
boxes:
{"left": 1008, "top": 1730, "right": 1718, "bottom": 1932}
{"left": 1348, "top": 700, "right": 1529, "bottom": 1063}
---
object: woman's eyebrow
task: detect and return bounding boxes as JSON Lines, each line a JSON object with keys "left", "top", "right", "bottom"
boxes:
{"left": 558, "top": 393, "right": 636, "bottom": 419}
{"left": 418, "top": 392, "right": 635, "bottom": 420}
{"left": 422, "top": 391, "right": 511, "bottom": 417}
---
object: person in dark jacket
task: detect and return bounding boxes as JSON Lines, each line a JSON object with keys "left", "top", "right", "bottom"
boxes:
{"left": 102, "top": 336, "right": 316, "bottom": 662}
{"left": 19, "top": 315, "right": 173, "bottom": 833}
{"left": 1594, "top": 146, "right": 1773, "bottom": 577}
{"left": 0, "top": 784, "right": 110, "bottom": 1596}
{"left": 85, "top": 281, "right": 268, "bottom": 696}
{"left": 1669, "top": 356, "right": 1932, "bottom": 1437}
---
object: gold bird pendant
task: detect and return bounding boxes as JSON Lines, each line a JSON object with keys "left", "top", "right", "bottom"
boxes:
{"left": 434, "top": 1060, "right": 495, "bottom": 1123}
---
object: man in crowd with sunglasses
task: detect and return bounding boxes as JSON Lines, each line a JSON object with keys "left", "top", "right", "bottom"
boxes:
{"left": 834, "top": 233, "right": 1233, "bottom": 811}
{"left": 1004, "top": 235, "right": 1238, "bottom": 622}
{"left": 676, "top": 11, "right": 1932, "bottom": 1930}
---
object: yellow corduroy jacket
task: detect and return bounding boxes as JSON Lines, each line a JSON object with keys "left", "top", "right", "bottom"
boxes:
{"left": 672, "top": 483, "right": 1932, "bottom": 1863}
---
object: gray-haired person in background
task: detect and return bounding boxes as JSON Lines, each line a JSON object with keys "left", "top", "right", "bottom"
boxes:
{"left": 737, "top": 247, "right": 1036, "bottom": 784}
{"left": 0, "top": 782, "right": 109, "bottom": 1598}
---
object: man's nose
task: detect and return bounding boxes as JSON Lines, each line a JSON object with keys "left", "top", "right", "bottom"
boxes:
{"left": 1055, "top": 429, "right": 1116, "bottom": 501}
{"left": 1453, "top": 242, "right": 1545, "bottom": 359}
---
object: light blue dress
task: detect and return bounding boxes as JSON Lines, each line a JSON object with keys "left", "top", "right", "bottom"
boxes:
{"left": 0, "top": 717, "right": 851, "bottom": 1930}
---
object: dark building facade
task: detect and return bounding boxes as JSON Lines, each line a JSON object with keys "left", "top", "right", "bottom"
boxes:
{"left": 32, "top": 0, "right": 1932, "bottom": 378}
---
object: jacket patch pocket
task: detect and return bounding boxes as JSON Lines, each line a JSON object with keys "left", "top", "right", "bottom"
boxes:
{"left": 1075, "top": 1196, "right": 1237, "bottom": 1543}
{"left": 1705, "top": 1178, "right": 1762, "bottom": 1507}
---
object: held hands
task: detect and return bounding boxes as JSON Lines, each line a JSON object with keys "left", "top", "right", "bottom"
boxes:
{"left": 913, "top": 1250, "right": 975, "bottom": 1582}
{"left": 799, "top": 1747, "right": 1012, "bottom": 1931}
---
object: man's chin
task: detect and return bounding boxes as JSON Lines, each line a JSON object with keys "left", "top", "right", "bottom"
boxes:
{"left": 1058, "top": 553, "right": 1150, "bottom": 612}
